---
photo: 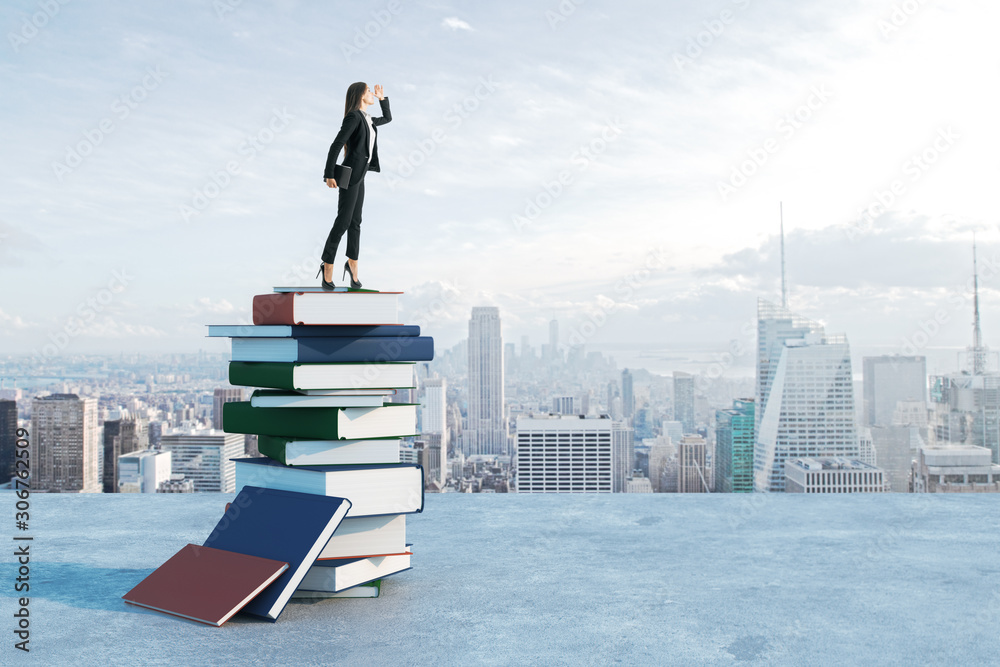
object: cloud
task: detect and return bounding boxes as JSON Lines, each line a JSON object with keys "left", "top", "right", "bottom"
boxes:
{"left": 0, "top": 220, "right": 44, "bottom": 266}
{"left": 441, "top": 17, "right": 473, "bottom": 31}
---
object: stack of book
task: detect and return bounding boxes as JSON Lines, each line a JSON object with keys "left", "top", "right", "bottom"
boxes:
{"left": 122, "top": 286, "right": 432, "bottom": 625}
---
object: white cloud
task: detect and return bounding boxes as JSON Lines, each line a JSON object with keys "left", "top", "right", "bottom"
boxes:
{"left": 441, "top": 17, "right": 473, "bottom": 31}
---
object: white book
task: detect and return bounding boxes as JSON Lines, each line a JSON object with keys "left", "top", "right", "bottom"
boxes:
{"left": 298, "top": 551, "right": 412, "bottom": 593}
{"left": 320, "top": 514, "right": 407, "bottom": 560}
{"left": 234, "top": 459, "right": 424, "bottom": 518}
{"left": 254, "top": 290, "right": 400, "bottom": 325}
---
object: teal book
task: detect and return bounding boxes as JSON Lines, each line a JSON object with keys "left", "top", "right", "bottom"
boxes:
{"left": 257, "top": 434, "right": 401, "bottom": 466}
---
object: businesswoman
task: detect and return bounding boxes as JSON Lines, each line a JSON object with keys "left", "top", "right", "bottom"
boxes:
{"left": 318, "top": 82, "right": 391, "bottom": 289}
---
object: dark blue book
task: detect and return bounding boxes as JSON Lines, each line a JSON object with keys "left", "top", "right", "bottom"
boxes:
{"left": 202, "top": 486, "right": 351, "bottom": 622}
{"left": 207, "top": 324, "right": 420, "bottom": 338}
{"left": 230, "top": 335, "right": 434, "bottom": 363}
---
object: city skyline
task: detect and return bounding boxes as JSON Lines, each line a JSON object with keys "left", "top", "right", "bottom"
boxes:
{"left": 3, "top": 1, "right": 1000, "bottom": 363}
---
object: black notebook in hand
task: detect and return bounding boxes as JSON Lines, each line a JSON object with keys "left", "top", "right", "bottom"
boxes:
{"left": 331, "top": 164, "right": 352, "bottom": 191}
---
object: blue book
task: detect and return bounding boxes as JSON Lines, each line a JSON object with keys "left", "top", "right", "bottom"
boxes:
{"left": 202, "top": 486, "right": 351, "bottom": 622}
{"left": 230, "top": 336, "right": 434, "bottom": 363}
{"left": 234, "top": 458, "right": 424, "bottom": 518}
{"left": 207, "top": 324, "right": 421, "bottom": 338}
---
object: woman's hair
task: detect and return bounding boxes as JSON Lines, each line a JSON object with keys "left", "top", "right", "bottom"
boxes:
{"left": 344, "top": 82, "right": 367, "bottom": 117}
{"left": 340, "top": 82, "right": 368, "bottom": 160}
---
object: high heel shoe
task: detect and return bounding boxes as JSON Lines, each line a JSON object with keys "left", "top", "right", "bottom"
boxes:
{"left": 316, "top": 263, "right": 336, "bottom": 291}
{"left": 343, "top": 260, "right": 362, "bottom": 289}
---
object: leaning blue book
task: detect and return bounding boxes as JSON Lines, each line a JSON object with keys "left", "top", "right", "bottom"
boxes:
{"left": 229, "top": 335, "right": 434, "bottom": 363}
{"left": 233, "top": 458, "right": 424, "bottom": 518}
{"left": 202, "top": 485, "right": 351, "bottom": 622}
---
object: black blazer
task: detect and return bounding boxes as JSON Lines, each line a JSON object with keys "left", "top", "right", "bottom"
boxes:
{"left": 324, "top": 97, "right": 391, "bottom": 186}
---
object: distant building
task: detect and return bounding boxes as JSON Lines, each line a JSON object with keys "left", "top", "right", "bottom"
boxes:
{"left": 421, "top": 433, "right": 446, "bottom": 488}
{"left": 862, "top": 356, "right": 927, "bottom": 427}
{"left": 548, "top": 319, "right": 560, "bottom": 362}
{"left": 754, "top": 299, "right": 859, "bottom": 492}
{"left": 677, "top": 435, "right": 710, "bottom": 493}
{"left": 715, "top": 398, "right": 754, "bottom": 493}
{"left": 647, "top": 438, "right": 672, "bottom": 492}
{"left": 552, "top": 395, "right": 575, "bottom": 415}
{"left": 785, "top": 458, "right": 887, "bottom": 493}
{"left": 212, "top": 388, "right": 244, "bottom": 430}
{"left": 118, "top": 449, "right": 172, "bottom": 493}
{"left": 30, "top": 394, "right": 101, "bottom": 493}
{"left": 0, "top": 399, "right": 17, "bottom": 483}
{"left": 399, "top": 443, "right": 419, "bottom": 465}
{"left": 516, "top": 414, "right": 629, "bottom": 493}
{"left": 625, "top": 475, "right": 653, "bottom": 493}
{"left": 158, "top": 474, "right": 195, "bottom": 493}
{"left": 102, "top": 417, "right": 149, "bottom": 493}
{"left": 622, "top": 369, "right": 634, "bottom": 425}
{"left": 159, "top": 429, "right": 244, "bottom": 492}
{"left": 422, "top": 377, "right": 447, "bottom": 443}
{"left": 911, "top": 445, "right": 1000, "bottom": 493}
{"left": 661, "top": 420, "right": 683, "bottom": 444}
{"left": 673, "top": 371, "right": 695, "bottom": 433}
{"left": 466, "top": 307, "right": 507, "bottom": 455}
{"left": 869, "top": 424, "right": 924, "bottom": 492}
{"left": 929, "top": 373, "right": 1000, "bottom": 464}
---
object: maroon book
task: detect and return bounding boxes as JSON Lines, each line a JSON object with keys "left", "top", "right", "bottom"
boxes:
{"left": 122, "top": 544, "right": 289, "bottom": 626}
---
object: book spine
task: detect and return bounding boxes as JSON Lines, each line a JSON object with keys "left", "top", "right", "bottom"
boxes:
{"left": 223, "top": 402, "right": 343, "bottom": 439}
{"left": 253, "top": 293, "right": 295, "bottom": 325}
{"left": 255, "top": 435, "right": 289, "bottom": 465}
{"left": 229, "top": 362, "right": 295, "bottom": 389}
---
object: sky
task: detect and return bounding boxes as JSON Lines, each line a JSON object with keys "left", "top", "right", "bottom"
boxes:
{"left": 2, "top": 0, "right": 1000, "bottom": 376}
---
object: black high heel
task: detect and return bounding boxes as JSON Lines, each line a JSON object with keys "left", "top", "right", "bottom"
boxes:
{"left": 316, "top": 263, "right": 336, "bottom": 291}
{"left": 343, "top": 260, "right": 362, "bottom": 289}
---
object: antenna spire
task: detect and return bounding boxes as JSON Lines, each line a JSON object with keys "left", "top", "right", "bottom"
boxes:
{"left": 780, "top": 202, "right": 787, "bottom": 309}
{"left": 972, "top": 234, "right": 987, "bottom": 374}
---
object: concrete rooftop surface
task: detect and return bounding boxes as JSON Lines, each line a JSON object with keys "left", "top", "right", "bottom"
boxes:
{"left": 2, "top": 493, "right": 999, "bottom": 665}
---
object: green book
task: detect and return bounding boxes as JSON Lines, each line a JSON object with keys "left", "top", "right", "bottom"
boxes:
{"left": 291, "top": 580, "right": 381, "bottom": 599}
{"left": 223, "top": 401, "right": 417, "bottom": 440}
{"left": 229, "top": 361, "right": 416, "bottom": 390}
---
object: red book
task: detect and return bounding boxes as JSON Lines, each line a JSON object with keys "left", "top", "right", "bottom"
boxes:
{"left": 122, "top": 544, "right": 289, "bottom": 626}
{"left": 252, "top": 291, "right": 401, "bottom": 325}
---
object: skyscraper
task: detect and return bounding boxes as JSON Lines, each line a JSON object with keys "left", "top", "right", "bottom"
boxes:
{"left": 754, "top": 330, "right": 859, "bottom": 492}
{"left": 30, "top": 394, "right": 101, "bottom": 493}
{"left": 102, "top": 416, "right": 149, "bottom": 493}
{"left": 212, "top": 387, "right": 244, "bottom": 430}
{"left": 422, "top": 376, "right": 448, "bottom": 460}
{"left": 928, "top": 244, "right": 1000, "bottom": 463}
{"left": 672, "top": 371, "right": 695, "bottom": 433}
{"left": 0, "top": 399, "right": 17, "bottom": 484}
{"left": 862, "top": 356, "right": 927, "bottom": 427}
{"left": 549, "top": 318, "right": 559, "bottom": 362}
{"left": 715, "top": 398, "right": 755, "bottom": 493}
{"left": 677, "top": 434, "right": 710, "bottom": 493}
{"left": 622, "top": 369, "right": 634, "bottom": 425}
{"left": 755, "top": 299, "right": 823, "bottom": 446}
{"left": 466, "top": 307, "right": 507, "bottom": 455}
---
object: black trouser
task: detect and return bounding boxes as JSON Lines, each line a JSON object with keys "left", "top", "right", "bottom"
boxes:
{"left": 322, "top": 166, "right": 367, "bottom": 264}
